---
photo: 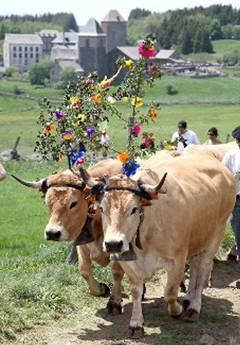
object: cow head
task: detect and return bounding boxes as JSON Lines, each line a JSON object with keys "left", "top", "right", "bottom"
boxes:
{"left": 80, "top": 168, "right": 167, "bottom": 257}
{"left": 11, "top": 171, "right": 91, "bottom": 241}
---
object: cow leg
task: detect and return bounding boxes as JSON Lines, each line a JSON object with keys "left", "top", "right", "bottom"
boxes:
{"left": 182, "top": 253, "right": 213, "bottom": 322}
{"left": 76, "top": 245, "right": 110, "bottom": 297}
{"left": 107, "top": 262, "right": 124, "bottom": 314}
{"left": 164, "top": 258, "right": 185, "bottom": 317}
{"left": 128, "top": 282, "right": 144, "bottom": 338}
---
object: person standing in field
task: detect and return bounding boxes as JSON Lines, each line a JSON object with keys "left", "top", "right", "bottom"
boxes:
{"left": 204, "top": 127, "right": 222, "bottom": 145}
{"left": 171, "top": 120, "right": 200, "bottom": 152}
{"left": 99, "top": 130, "right": 110, "bottom": 157}
{"left": 222, "top": 125, "right": 240, "bottom": 262}
{"left": 0, "top": 163, "right": 6, "bottom": 181}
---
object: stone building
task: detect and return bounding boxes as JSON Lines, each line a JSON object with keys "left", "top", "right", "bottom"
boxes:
{"left": 78, "top": 18, "right": 107, "bottom": 79}
{"left": 3, "top": 34, "right": 43, "bottom": 70}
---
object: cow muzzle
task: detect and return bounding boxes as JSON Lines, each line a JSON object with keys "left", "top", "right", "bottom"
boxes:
{"left": 45, "top": 229, "right": 62, "bottom": 241}
{"left": 104, "top": 240, "right": 123, "bottom": 253}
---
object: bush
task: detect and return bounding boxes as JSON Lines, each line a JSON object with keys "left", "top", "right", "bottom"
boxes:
{"left": 166, "top": 84, "right": 178, "bottom": 95}
{"left": 5, "top": 67, "right": 19, "bottom": 78}
{"left": 28, "top": 58, "right": 54, "bottom": 86}
{"left": 13, "top": 85, "right": 25, "bottom": 95}
{"left": 59, "top": 67, "right": 78, "bottom": 89}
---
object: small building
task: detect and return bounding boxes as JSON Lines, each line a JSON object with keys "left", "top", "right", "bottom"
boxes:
{"left": 3, "top": 34, "right": 43, "bottom": 70}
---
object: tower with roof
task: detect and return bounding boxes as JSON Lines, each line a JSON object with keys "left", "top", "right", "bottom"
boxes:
{"left": 101, "top": 10, "right": 127, "bottom": 53}
{"left": 78, "top": 18, "right": 107, "bottom": 79}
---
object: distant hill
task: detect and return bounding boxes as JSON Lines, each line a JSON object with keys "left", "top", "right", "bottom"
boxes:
{"left": 127, "top": 5, "right": 240, "bottom": 55}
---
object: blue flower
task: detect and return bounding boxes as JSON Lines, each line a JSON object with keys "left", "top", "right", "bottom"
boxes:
{"left": 122, "top": 159, "right": 140, "bottom": 177}
{"left": 70, "top": 150, "right": 85, "bottom": 167}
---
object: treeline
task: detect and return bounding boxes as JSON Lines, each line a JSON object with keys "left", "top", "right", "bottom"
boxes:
{"left": 0, "top": 13, "right": 78, "bottom": 40}
{"left": 128, "top": 5, "right": 240, "bottom": 54}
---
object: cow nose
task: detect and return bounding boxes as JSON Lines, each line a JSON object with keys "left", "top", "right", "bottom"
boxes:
{"left": 45, "top": 229, "right": 61, "bottom": 241}
{"left": 104, "top": 240, "right": 123, "bottom": 253}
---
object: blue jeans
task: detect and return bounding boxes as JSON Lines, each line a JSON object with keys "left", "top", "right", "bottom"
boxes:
{"left": 230, "top": 196, "right": 240, "bottom": 256}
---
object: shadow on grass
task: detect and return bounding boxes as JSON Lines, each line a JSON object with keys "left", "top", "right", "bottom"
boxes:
{"left": 76, "top": 292, "right": 239, "bottom": 345}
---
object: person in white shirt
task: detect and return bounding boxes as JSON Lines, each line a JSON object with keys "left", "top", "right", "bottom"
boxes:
{"left": 171, "top": 120, "right": 200, "bottom": 152}
{"left": 222, "top": 125, "right": 240, "bottom": 261}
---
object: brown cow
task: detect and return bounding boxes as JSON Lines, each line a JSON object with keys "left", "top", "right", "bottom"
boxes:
{"left": 81, "top": 152, "right": 235, "bottom": 337}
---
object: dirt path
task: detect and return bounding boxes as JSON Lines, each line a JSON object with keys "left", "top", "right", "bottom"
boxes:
{"left": 8, "top": 260, "right": 240, "bottom": 345}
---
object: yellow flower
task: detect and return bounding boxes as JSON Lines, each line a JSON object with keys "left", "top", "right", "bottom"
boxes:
{"left": 131, "top": 97, "right": 143, "bottom": 108}
{"left": 98, "top": 76, "right": 112, "bottom": 91}
{"left": 107, "top": 96, "right": 116, "bottom": 104}
{"left": 124, "top": 59, "right": 133, "bottom": 68}
{"left": 70, "top": 96, "right": 79, "bottom": 105}
{"left": 121, "top": 96, "right": 129, "bottom": 103}
{"left": 118, "top": 151, "right": 129, "bottom": 163}
{"left": 43, "top": 122, "right": 55, "bottom": 134}
{"left": 91, "top": 94, "right": 102, "bottom": 104}
{"left": 77, "top": 114, "right": 85, "bottom": 122}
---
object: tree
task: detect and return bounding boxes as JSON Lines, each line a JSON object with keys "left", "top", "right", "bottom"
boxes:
{"left": 210, "top": 19, "right": 223, "bottom": 40}
{"left": 60, "top": 67, "right": 78, "bottom": 88}
{"left": 128, "top": 8, "right": 152, "bottom": 20}
{"left": 28, "top": 58, "right": 54, "bottom": 85}
{"left": 179, "top": 30, "right": 192, "bottom": 54}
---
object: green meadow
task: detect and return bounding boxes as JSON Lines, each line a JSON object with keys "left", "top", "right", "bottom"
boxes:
{"left": 0, "top": 74, "right": 239, "bottom": 342}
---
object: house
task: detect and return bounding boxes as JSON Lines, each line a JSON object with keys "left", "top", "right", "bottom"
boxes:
{"left": 3, "top": 34, "right": 43, "bottom": 70}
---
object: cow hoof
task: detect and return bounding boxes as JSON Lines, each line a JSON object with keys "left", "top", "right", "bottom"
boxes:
{"left": 182, "top": 299, "right": 190, "bottom": 311}
{"left": 142, "top": 284, "right": 146, "bottom": 301}
{"left": 128, "top": 326, "right": 144, "bottom": 339}
{"left": 99, "top": 283, "right": 111, "bottom": 297}
{"left": 107, "top": 298, "right": 122, "bottom": 314}
{"left": 181, "top": 308, "right": 200, "bottom": 322}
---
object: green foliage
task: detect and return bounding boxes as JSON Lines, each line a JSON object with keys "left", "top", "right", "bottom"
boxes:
{"left": 5, "top": 66, "right": 19, "bottom": 77}
{"left": 210, "top": 19, "right": 223, "bottom": 40}
{"left": 222, "top": 49, "right": 240, "bottom": 65}
{"left": 166, "top": 84, "right": 178, "bottom": 95}
{"left": 29, "top": 58, "right": 54, "bottom": 86}
{"left": 128, "top": 8, "right": 152, "bottom": 20}
{"left": 13, "top": 85, "right": 25, "bottom": 95}
{"left": 59, "top": 67, "right": 78, "bottom": 89}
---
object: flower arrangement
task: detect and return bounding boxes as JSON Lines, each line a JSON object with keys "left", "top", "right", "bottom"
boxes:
{"left": 35, "top": 37, "right": 161, "bottom": 177}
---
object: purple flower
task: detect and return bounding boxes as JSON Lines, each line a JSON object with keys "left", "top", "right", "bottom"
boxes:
{"left": 55, "top": 109, "right": 65, "bottom": 120}
{"left": 86, "top": 79, "right": 94, "bottom": 85}
{"left": 86, "top": 126, "right": 94, "bottom": 137}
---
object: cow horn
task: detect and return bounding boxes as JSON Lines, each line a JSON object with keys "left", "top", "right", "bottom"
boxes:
{"left": 11, "top": 174, "right": 46, "bottom": 190}
{"left": 79, "top": 167, "right": 98, "bottom": 187}
{"left": 140, "top": 172, "right": 167, "bottom": 193}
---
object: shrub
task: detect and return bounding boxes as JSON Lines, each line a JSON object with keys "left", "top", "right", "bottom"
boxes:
{"left": 166, "top": 84, "right": 178, "bottom": 95}
{"left": 13, "top": 85, "right": 25, "bottom": 95}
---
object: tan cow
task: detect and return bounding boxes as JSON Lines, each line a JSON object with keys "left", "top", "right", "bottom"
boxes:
{"left": 12, "top": 159, "right": 127, "bottom": 311}
{"left": 81, "top": 152, "right": 235, "bottom": 337}
{"left": 183, "top": 141, "right": 237, "bottom": 161}
{"left": 0, "top": 162, "right": 6, "bottom": 181}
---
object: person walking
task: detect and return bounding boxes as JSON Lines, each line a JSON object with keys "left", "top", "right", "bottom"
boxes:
{"left": 171, "top": 120, "right": 200, "bottom": 152}
{"left": 222, "top": 125, "right": 240, "bottom": 262}
{"left": 204, "top": 127, "right": 222, "bottom": 145}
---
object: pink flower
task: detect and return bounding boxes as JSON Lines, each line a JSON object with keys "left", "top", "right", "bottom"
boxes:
{"left": 138, "top": 41, "right": 156, "bottom": 58}
{"left": 131, "top": 123, "right": 141, "bottom": 136}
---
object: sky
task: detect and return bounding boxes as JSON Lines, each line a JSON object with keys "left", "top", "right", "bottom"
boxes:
{"left": 1, "top": 0, "right": 240, "bottom": 25}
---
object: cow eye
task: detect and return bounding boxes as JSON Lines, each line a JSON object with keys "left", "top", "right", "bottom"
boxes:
{"left": 99, "top": 206, "right": 104, "bottom": 213}
{"left": 70, "top": 201, "right": 78, "bottom": 209}
{"left": 131, "top": 207, "right": 138, "bottom": 215}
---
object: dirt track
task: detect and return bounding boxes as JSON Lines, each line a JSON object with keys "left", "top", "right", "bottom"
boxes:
{"left": 9, "top": 260, "right": 240, "bottom": 345}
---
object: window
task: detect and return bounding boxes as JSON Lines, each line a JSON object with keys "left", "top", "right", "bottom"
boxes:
{"left": 30, "top": 47, "right": 33, "bottom": 51}
{"left": 36, "top": 58, "right": 39, "bottom": 63}
{"left": 13, "top": 46, "right": 16, "bottom": 51}
{"left": 19, "top": 53, "right": 22, "bottom": 58}
{"left": 19, "top": 46, "right": 22, "bottom": 51}
{"left": 86, "top": 39, "right": 90, "bottom": 48}
{"left": 25, "top": 53, "right": 28, "bottom": 58}
{"left": 25, "top": 47, "right": 28, "bottom": 51}
{"left": 30, "top": 53, "right": 33, "bottom": 58}
{"left": 36, "top": 53, "right": 39, "bottom": 59}
{"left": 35, "top": 47, "right": 39, "bottom": 52}
{"left": 13, "top": 53, "right": 17, "bottom": 58}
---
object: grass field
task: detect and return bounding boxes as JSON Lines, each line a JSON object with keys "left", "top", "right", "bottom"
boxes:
{"left": 183, "top": 39, "right": 240, "bottom": 62}
{"left": 0, "top": 77, "right": 239, "bottom": 342}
